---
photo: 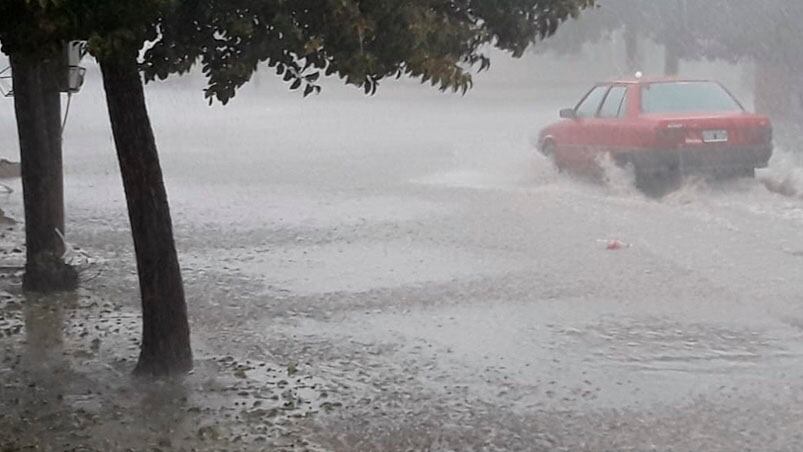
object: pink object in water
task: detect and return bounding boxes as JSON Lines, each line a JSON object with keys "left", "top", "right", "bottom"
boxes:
{"left": 607, "top": 240, "right": 627, "bottom": 250}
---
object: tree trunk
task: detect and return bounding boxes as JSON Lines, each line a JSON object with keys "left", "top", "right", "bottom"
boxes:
{"left": 754, "top": 58, "right": 800, "bottom": 151}
{"left": 624, "top": 25, "right": 640, "bottom": 73}
{"left": 664, "top": 40, "right": 681, "bottom": 76}
{"left": 754, "top": 58, "right": 791, "bottom": 118}
{"left": 98, "top": 51, "right": 192, "bottom": 377}
{"left": 10, "top": 55, "right": 78, "bottom": 292}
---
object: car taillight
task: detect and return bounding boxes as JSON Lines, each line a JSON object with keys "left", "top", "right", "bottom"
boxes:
{"left": 656, "top": 126, "right": 686, "bottom": 149}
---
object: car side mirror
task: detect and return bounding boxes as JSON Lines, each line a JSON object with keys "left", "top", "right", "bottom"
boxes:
{"left": 560, "top": 108, "right": 577, "bottom": 120}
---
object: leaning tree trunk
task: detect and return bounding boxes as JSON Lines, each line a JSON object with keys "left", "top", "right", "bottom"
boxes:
{"left": 10, "top": 55, "right": 78, "bottom": 292}
{"left": 98, "top": 51, "right": 192, "bottom": 376}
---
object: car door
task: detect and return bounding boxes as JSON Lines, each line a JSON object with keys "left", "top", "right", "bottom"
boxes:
{"left": 555, "top": 84, "right": 610, "bottom": 172}
{"left": 594, "top": 84, "right": 630, "bottom": 158}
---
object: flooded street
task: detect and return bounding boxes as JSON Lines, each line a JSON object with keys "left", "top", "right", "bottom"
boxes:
{"left": 3, "top": 70, "right": 803, "bottom": 451}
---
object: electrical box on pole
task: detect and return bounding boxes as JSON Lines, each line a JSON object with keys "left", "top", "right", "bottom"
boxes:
{"left": 0, "top": 65, "right": 11, "bottom": 97}
{"left": 1, "top": 40, "right": 88, "bottom": 97}
{"left": 61, "top": 40, "right": 88, "bottom": 94}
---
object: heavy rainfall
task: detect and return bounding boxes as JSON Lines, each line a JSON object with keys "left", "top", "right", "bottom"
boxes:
{"left": 1, "top": 1, "right": 803, "bottom": 451}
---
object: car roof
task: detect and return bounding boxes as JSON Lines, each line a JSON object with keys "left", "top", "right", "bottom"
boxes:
{"left": 604, "top": 76, "right": 716, "bottom": 85}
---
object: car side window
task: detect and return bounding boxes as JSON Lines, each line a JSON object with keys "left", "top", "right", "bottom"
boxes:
{"left": 575, "top": 85, "right": 610, "bottom": 119}
{"left": 598, "top": 85, "right": 628, "bottom": 118}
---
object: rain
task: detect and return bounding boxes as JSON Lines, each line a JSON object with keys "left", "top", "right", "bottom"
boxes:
{"left": 2, "top": 1, "right": 803, "bottom": 451}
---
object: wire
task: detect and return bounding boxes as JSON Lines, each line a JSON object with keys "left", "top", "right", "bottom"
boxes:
{"left": 0, "top": 65, "right": 11, "bottom": 97}
{"left": 61, "top": 92, "right": 73, "bottom": 136}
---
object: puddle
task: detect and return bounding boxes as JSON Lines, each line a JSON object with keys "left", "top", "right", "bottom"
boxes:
{"left": 187, "top": 241, "right": 528, "bottom": 296}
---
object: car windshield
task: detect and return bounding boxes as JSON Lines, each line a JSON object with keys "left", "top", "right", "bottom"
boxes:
{"left": 641, "top": 81, "right": 743, "bottom": 114}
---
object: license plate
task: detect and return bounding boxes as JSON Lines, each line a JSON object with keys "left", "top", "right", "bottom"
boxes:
{"left": 702, "top": 129, "right": 728, "bottom": 143}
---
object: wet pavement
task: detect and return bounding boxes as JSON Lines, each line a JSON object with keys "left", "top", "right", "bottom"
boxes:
{"left": 2, "top": 72, "right": 803, "bottom": 450}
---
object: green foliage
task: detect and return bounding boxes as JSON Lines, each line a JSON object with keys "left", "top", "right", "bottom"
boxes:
{"left": 535, "top": 0, "right": 687, "bottom": 55}
{"left": 2, "top": 0, "right": 597, "bottom": 103}
{"left": 0, "top": 0, "right": 72, "bottom": 58}
{"left": 0, "top": 0, "right": 171, "bottom": 60}
{"left": 68, "top": 0, "right": 174, "bottom": 60}
{"left": 683, "top": 1, "right": 803, "bottom": 66}
{"left": 142, "top": 0, "right": 596, "bottom": 104}
{"left": 539, "top": 0, "right": 803, "bottom": 68}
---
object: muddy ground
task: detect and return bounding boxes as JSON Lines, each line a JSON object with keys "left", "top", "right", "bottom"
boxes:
{"left": 2, "top": 74, "right": 803, "bottom": 451}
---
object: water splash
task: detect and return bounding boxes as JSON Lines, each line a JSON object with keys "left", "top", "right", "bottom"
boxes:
{"left": 412, "top": 149, "right": 563, "bottom": 192}
{"left": 757, "top": 148, "right": 803, "bottom": 198}
{"left": 661, "top": 175, "right": 713, "bottom": 204}
{"left": 596, "top": 153, "right": 639, "bottom": 197}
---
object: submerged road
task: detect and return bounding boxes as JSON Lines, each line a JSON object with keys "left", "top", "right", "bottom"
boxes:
{"left": 3, "top": 75, "right": 803, "bottom": 450}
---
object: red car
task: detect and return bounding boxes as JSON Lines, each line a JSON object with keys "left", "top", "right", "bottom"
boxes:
{"left": 537, "top": 77, "right": 773, "bottom": 189}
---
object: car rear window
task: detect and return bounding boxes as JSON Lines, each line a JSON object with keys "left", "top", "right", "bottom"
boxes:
{"left": 641, "top": 81, "right": 743, "bottom": 114}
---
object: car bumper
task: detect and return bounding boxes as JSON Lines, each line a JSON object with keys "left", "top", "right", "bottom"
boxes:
{"left": 616, "top": 145, "right": 773, "bottom": 174}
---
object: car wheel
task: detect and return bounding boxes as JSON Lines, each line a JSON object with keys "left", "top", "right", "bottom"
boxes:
{"left": 634, "top": 164, "right": 681, "bottom": 197}
{"left": 541, "top": 140, "right": 567, "bottom": 173}
{"left": 540, "top": 140, "right": 556, "bottom": 158}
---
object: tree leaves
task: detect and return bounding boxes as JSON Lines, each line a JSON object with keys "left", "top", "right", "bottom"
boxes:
{"left": 142, "top": 0, "right": 596, "bottom": 102}
{"left": 2, "top": 0, "right": 597, "bottom": 100}
{"left": 538, "top": 0, "right": 803, "bottom": 70}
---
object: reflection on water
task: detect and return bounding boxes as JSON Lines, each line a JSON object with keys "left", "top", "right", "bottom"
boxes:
{"left": 22, "top": 292, "right": 75, "bottom": 369}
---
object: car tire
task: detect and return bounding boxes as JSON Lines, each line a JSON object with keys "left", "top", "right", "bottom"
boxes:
{"left": 634, "top": 164, "right": 681, "bottom": 197}
{"left": 541, "top": 141, "right": 565, "bottom": 172}
{"left": 540, "top": 140, "right": 556, "bottom": 158}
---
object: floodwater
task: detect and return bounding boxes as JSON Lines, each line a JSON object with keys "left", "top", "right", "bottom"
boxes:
{"left": 3, "top": 65, "right": 803, "bottom": 451}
